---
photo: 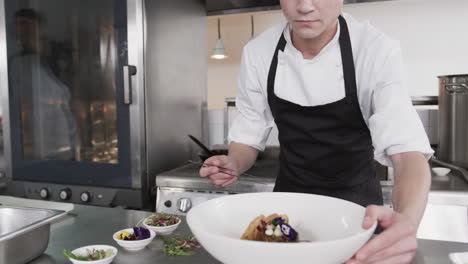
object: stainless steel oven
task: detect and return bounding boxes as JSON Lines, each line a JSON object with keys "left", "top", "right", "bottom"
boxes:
{"left": 0, "top": 0, "right": 207, "bottom": 209}
{"left": 156, "top": 159, "right": 278, "bottom": 216}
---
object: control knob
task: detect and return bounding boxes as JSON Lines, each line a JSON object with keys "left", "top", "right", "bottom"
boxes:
{"left": 59, "top": 188, "right": 72, "bottom": 201}
{"left": 177, "top": 198, "right": 192, "bottom": 213}
{"left": 39, "top": 188, "right": 50, "bottom": 199}
{"left": 80, "top": 191, "right": 92, "bottom": 203}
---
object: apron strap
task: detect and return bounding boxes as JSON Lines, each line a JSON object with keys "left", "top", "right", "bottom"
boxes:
{"left": 267, "top": 34, "right": 286, "bottom": 96}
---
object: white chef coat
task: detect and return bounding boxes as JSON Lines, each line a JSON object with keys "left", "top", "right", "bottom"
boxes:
{"left": 228, "top": 13, "right": 434, "bottom": 167}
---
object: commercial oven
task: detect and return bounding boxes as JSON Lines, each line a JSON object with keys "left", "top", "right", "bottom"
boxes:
{"left": 0, "top": 0, "right": 207, "bottom": 209}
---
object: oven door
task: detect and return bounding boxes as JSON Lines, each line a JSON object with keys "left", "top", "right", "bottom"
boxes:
{"left": 0, "top": 0, "right": 145, "bottom": 188}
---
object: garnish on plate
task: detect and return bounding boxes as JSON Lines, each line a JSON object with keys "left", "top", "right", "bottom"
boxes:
{"left": 145, "top": 213, "right": 180, "bottom": 227}
{"left": 160, "top": 235, "right": 201, "bottom": 256}
{"left": 241, "top": 213, "right": 299, "bottom": 242}
{"left": 63, "top": 248, "right": 113, "bottom": 261}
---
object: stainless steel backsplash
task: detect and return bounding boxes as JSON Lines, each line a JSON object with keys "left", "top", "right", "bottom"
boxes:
{"left": 415, "top": 107, "right": 438, "bottom": 146}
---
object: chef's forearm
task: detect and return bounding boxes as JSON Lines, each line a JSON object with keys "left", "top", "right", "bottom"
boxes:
{"left": 390, "top": 152, "right": 431, "bottom": 227}
{"left": 228, "top": 141, "right": 259, "bottom": 173}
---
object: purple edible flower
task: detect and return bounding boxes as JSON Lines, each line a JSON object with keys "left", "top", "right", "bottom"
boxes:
{"left": 139, "top": 227, "right": 151, "bottom": 239}
{"left": 132, "top": 227, "right": 151, "bottom": 240}
{"left": 133, "top": 227, "right": 142, "bottom": 238}
{"left": 279, "top": 222, "right": 298, "bottom": 241}
{"left": 273, "top": 217, "right": 298, "bottom": 241}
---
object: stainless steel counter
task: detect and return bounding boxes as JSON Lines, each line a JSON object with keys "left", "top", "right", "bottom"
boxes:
{"left": 431, "top": 168, "right": 468, "bottom": 189}
{"left": 381, "top": 170, "right": 468, "bottom": 207}
{"left": 26, "top": 204, "right": 467, "bottom": 264}
{"left": 428, "top": 172, "right": 468, "bottom": 206}
{"left": 29, "top": 205, "right": 215, "bottom": 264}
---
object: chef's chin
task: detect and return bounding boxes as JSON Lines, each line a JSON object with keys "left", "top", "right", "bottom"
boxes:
{"left": 291, "top": 26, "right": 325, "bottom": 41}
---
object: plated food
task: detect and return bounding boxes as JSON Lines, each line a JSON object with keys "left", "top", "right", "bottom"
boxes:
{"left": 113, "top": 227, "right": 156, "bottom": 251}
{"left": 143, "top": 213, "right": 182, "bottom": 235}
{"left": 241, "top": 213, "right": 298, "bottom": 242}
{"left": 187, "top": 192, "right": 377, "bottom": 264}
{"left": 63, "top": 248, "right": 113, "bottom": 261}
{"left": 144, "top": 213, "right": 180, "bottom": 227}
{"left": 63, "top": 245, "right": 117, "bottom": 264}
{"left": 116, "top": 227, "right": 151, "bottom": 241}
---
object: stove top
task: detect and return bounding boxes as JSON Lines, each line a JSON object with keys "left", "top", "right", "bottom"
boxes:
{"left": 156, "top": 159, "right": 279, "bottom": 193}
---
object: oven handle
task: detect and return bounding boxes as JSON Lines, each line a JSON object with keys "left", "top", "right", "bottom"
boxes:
{"left": 123, "top": 65, "right": 137, "bottom": 104}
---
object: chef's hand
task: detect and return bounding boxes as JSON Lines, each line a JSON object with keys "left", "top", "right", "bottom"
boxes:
{"left": 199, "top": 155, "right": 240, "bottom": 188}
{"left": 345, "top": 205, "right": 417, "bottom": 264}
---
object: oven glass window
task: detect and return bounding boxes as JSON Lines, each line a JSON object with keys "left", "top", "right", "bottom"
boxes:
{"left": 6, "top": 0, "right": 127, "bottom": 164}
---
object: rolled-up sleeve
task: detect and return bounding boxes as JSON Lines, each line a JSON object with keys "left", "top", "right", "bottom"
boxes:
{"left": 368, "top": 43, "right": 434, "bottom": 167}
{"left": 228, "top": 46, "right": 274, "bottom": 151}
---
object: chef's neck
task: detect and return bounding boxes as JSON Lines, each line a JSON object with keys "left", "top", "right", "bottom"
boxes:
{"left": 290, "top": 20, "right": 338, "bottom": 60}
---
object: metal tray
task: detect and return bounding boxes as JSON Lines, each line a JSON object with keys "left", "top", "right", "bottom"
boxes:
{"left": 0, "top": 206, "right": 66, "bottom": 264}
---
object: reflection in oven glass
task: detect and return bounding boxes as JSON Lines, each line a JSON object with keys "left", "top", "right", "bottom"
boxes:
{"left": 7, "top": 2, "right": 124, "bottom": 164}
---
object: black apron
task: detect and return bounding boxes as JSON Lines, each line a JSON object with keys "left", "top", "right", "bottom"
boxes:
{"left": 268, "top": 15, "right": 383, "bottom": 207}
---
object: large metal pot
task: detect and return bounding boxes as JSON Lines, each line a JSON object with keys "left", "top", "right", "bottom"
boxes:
{"left": 438, "top": 74, "right": 468, "bottom": 168}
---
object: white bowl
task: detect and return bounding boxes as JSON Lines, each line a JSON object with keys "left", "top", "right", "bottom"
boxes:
{"left": 67, "top": 245, "right": 117, "bottom": 264}
{"left": 187, "top": 192, "right": 377, "bottom": 264}
{"left": 143, "top": 215, "right": 182, "bottom": 235}
{"left": 432, "top": 167, "right": 451, "bottom": 176}
{"left": 112, "top": 228, "right": 156, "bottom": 251}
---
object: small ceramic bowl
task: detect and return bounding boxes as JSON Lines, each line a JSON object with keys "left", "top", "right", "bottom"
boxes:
{"left": 67, "top": 245, "right": 118, "bottom": 264}
{"left": 112, "top": 228, "right": 156, "bottom": 251}
{"left": 432, "top": 167, "right": 451, "bottom": 177}
{"left": 143, "top": 214, "right": 182, "bottom": 235}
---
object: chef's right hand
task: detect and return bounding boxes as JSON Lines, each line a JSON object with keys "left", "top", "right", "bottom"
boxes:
{"left": 199, "top": 155, "right": 239, "bottom": 188}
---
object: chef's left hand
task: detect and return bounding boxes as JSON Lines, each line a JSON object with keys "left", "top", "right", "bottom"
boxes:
{"left": 345, "top": 205, "right": 418, "bottom": 264}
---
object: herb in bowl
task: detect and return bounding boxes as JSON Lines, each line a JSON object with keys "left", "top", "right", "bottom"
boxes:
{"left": 145, "top": 213, "right": 180, "bottom": 227}
{"left": 160, "top": 236, "right": 201, "bottom": 256}
{"left": 63, "top": 248, "right": 113, "bottom": 261}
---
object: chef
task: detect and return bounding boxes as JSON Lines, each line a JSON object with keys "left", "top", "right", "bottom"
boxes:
{"left": 200, "top": 1, "right": 433, "bottom": 263}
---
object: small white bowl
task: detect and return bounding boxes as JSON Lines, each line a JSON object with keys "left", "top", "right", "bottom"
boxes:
{"left": 112, "top": 228, "right": 156, "bottom": 251}
{"left": 67, "top": 245, "right": 117, "bottom": 264}
{"left": 143, "top": 215, "right": 182, "bottom": 235}
{"left": 432, "top": 167, "right": 451, "bottom": 177}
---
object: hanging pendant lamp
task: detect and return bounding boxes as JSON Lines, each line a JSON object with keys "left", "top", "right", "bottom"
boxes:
{"left": 211, "top": 18, "right": 228, "bottom": 60}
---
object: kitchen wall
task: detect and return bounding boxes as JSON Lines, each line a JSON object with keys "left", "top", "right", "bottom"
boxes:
{"left": 207, "top": 0, "right": 468, "bottom": 147}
